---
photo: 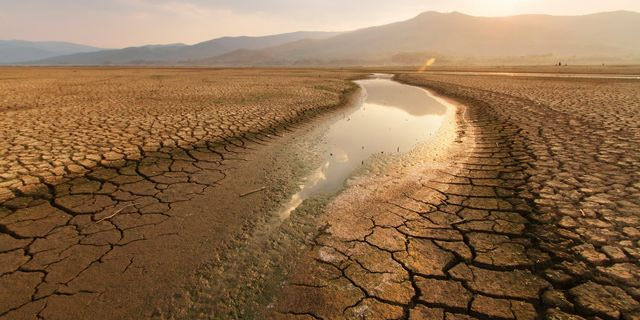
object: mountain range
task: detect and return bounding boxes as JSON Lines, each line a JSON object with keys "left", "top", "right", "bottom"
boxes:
{"left": 24, "top": 31, "right": 339, "bottom": 65}
{"left": 4, "top": 10, "right": 640, "bottom": 66}
{"left": 0, "top": 40, "right": 101, "bottom": 63}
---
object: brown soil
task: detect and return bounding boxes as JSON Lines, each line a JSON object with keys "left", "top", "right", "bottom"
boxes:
{"left": 365, "top": 65, "right": 640, "bottom": 75}
{"left": 2, "top": 67, "right": 639, "bottom": 320}
{"left": 269, "top": 72, "right": 640, "bottom": 319}
{"left": 0, "top": 67, "right": 363, "bottom": 319}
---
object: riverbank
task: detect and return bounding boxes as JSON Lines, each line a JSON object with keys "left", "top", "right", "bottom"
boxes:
{"left": 176, "top": 75, "right": 459, "bottom": 318}
{"left": 395, "top": 73, "right": 640, "bottom": 319}
{"left": 268, "top": 82, "right": 466, "bottom": 319}
{"left": 267, "top": 72, "right": 640, "bottom": 319}
{"left": 0, "top": 68, "right": 364, "bottom": 319}
{"left": 2, "top": 68, "right": 638, "bottom": 319}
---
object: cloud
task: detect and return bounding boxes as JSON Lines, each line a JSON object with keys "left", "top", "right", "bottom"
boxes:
{"left": 0, "top": 0, "right": 638, "bottom": 47}
{"left": 0, "top": 0, "right": 300, "bottom": 47}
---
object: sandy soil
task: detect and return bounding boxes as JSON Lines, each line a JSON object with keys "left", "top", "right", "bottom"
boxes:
{"left": 269, "top": 72, "right": 640, "bottom": 319}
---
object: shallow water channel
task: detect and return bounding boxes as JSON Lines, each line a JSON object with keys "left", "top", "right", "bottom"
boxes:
{"left": 186, "top": 74, "right": 456, "bottom": 315}
{"left": 279, "top": 74, "right": 449, "bottom": 219}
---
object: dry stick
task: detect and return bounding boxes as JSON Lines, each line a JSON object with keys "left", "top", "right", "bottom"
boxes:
{"left": 239, "top": 187, "right": 266, "bottom": 198}
{"left": 96, "top": 204, "right": 135, "bottom": 223}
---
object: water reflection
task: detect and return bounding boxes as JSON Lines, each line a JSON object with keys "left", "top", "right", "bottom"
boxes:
{"left": 363, "top": 79, "right": 447, "bottom": 116}
{"left": 279, "top": 75, "right": 448, "bottom": 219}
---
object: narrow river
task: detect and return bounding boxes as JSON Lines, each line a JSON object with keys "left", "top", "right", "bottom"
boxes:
{"left": 279, "top": 74, "right": 450, "bottom": 219}
{"left": 186, "top": 74, "right": 458, "bottom": 316}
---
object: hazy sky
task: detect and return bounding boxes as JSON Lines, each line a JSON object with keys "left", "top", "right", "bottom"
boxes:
{"left": 1, "top": 0, "right": 639, "bottom": 48}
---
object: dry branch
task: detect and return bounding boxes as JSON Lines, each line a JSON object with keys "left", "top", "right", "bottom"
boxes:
{"left": 239, "top": 187, "right": 266, "bottom": 198}
{"left": 96, "top": 204, "right": 135, "bottom": 223}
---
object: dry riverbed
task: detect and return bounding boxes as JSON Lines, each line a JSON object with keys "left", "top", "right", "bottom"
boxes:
{"left": 177, "top": 75, "right": 458, "bottom": 318}
{"left": 267, "top": 71, "right": 640, "bottom": 320}
{"left": 0, "top": 67, "right": 363, "bottom": 319}
{"left": 1, "top": 67, "right": 639, "bottom": 320}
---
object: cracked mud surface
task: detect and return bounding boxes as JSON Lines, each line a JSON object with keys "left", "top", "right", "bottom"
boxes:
{"left": 2, "top": 68, "right": 639, "bottom": 319}
{"left": 0, "top": 67, "right": 359, "bottom": 200}
{"left": 0, "top": 68, "right": 361, "bottom": 319}
{"left": 270, "top": 73, "right": 640, "bottom": 320}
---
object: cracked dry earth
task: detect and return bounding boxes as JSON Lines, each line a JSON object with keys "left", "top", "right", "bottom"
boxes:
{"left": 0, "top": 67, "right": 360, "bottom": 319}
{"left": 271, "top": 73, "right": 640, "bottom": 320}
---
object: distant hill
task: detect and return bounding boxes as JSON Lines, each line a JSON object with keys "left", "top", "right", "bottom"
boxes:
{"left": 0, "top": 40, "right": 101, "bottom": 64}
{"left": 31, "top": 31, "right": 340, "bottom": 65}
{"left": 18, "top": 11, "right": 640, "bottom": 66}
{"left": 198, "top": 10, "right": 640, "bottom": 66}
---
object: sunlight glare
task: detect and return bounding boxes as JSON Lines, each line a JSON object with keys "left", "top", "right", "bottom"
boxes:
{"left": 418, "top": 57, "right": 436, "bottom": 72}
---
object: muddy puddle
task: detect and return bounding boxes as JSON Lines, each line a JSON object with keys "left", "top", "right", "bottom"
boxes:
{"left": 279, "top": 74, "right": 448, "bottom": 219}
